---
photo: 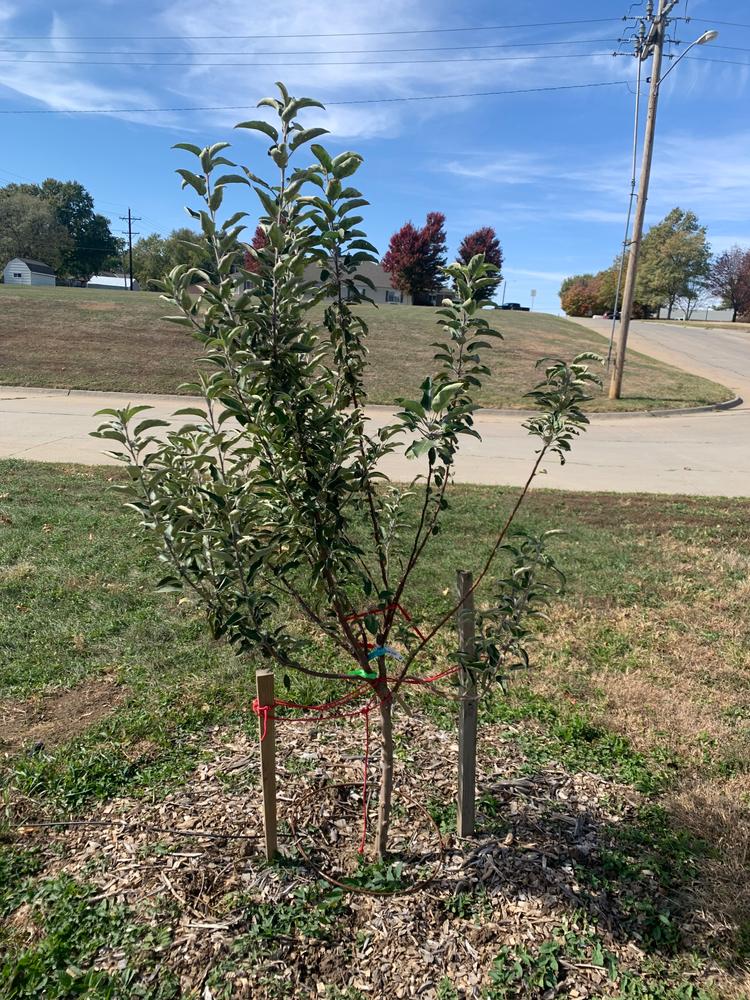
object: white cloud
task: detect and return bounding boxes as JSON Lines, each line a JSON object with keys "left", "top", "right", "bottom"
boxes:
{"left": 504, "top": 267, "right": 567, "bottom": 283}
{"left": 0, "top": 10, "right": 171, "bottom": 126}
{"left": 708, "top": 234, "right": 750, "bottom": 254}
{"left": 442, "top": 129, "right": 750, "bottom": 231}
{"left": 0, "top": 2, "right": 17, "bottom": 26}
{"left": 0, "top": 0, "right": 641, "bottom": 137}
{"left": 443, "top": 152, "right": 553, "bottom": 185}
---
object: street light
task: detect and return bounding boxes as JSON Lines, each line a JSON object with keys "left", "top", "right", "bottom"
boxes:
{"left": 658, "top": 29, "right": 719, "bottom": 83}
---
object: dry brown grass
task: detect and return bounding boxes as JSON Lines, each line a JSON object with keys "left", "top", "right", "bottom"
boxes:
{"left": 667, "top": 775, "right": 750, "bottom": 935}
{"left": 0, "top": 284, "right": 731, "bottom": 411}
{"left": 520, "top": 527, "right": 750, "bottom": 980}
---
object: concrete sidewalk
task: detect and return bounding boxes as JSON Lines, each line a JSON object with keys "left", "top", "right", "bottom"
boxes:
{"left": 1, "top": 385, "right": 748, "bottom": 496}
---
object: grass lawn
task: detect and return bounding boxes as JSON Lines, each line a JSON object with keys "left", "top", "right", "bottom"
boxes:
{"left": 1, "top": 461, "right": 749, "bottom": 997}
{"left": 0, "top": 284, "right": 732, "bottom": 412}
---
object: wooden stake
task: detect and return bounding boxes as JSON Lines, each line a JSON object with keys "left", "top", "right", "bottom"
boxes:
{"left": 456, "top": 570, "right": 478, "bottom": 838}
{"left": 255, "top": 669, "right": 277, "bottom": 861}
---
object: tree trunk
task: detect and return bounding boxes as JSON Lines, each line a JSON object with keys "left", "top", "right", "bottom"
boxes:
{"left": 733, "top": 306, "right": 738, "bottom": 322}
{"left": 667, "top": 299, "right": 673, "bottom": 319}
{"left": 375, "top": 644, "right": 393, "bottom": 860}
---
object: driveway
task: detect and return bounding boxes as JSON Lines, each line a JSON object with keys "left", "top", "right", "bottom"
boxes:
{"left": 577, "top": 317, "right": 750, "bottom": 403}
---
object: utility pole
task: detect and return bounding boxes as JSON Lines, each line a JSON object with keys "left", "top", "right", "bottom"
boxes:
{"left": 609, "top": 0, "right": 675, "bottom": 399}
{"left": 119, "top": 208, "right": 141, "bottom": 290}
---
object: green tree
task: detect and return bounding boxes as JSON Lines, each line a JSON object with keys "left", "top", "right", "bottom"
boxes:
{"left": 36, "top": 179, "right": 122, "bottom": 280}
{"left": 95, "top": 83, "right": 598, "bottom": 858}
{"left": 133, "top": 228, "right": 215, "bottom": 288}
{"left": 0, "top": 179, "right": 122, "bottom": 280}
{"left": 131, "top": 233, "right": 171, "bottom": 287}
{"left": 636, "top": 208, "right": 711, "bottom": 319}
{"left": 0, "top": 191, "right": 72, "bottom": 271}
{"left": 165, "top": 227, "right": 214, "bottom": 273}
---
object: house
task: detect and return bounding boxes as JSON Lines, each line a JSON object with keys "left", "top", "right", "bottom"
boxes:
{"left": 86, "top": 273, "right": 138, "bottom": 291}
{"left": 302, "top": 261, "right": 411, "bottom": 304}
{"left": 2, "top": 257, "right": 56, "bottom": 286}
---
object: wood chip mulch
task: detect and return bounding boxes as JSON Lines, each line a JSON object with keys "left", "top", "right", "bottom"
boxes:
{"left": 8, "top": 710, "right": 732, "bottom": 998}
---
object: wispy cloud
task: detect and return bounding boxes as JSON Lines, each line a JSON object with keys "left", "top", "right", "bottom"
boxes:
{"left": 0, "top": 0, "right": 638, "bottom": 136}
{"left": 443, "top": 152, "right": 553, "bottom": 185}
{"left": 504, "top": 267, "right": 567, "bottom": 282}
{"left": 442, "top": 129, "right": 750, "bottom": 231}
{"left": 0, "top": 10, "right": 171, "bottom": 127}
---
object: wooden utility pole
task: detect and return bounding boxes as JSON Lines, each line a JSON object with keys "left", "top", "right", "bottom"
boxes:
{"left": 255, "top": 670, "right": 277, "bottom": 860}
{"left": 119, "top": 208, "right": 141, "bottom": 291}
{"left": 609, "top": 0, "right": 674, "bottom": 399}
{"left": 456, "top": 570, "right": 478, "bottom": 838}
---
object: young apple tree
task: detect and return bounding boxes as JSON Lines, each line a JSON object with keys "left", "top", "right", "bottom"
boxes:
{"left": 94, "top": 83, "right": 599, "bottom": 859}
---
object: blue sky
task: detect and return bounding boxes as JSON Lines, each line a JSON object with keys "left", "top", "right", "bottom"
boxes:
{"left": 1, "top": 0, "right": 749, "bottom": 312}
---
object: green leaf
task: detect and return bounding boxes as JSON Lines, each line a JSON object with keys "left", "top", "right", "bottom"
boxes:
{"left": 172, "top": 142, "right": 203, "bottom": 156}
{"left": 290, "top": 127, "right": 330, "bottom": 151}
{"left": 134, "top": 418, "right": 170, "bottom": 436}
{"left": 235, "top": 120, "right": 279, "bottom": 141}
{"left": 432, "top": 382, "right": 464, "bottom": 413}
{"left": 173, "top": 407, "right": 208, "bottom": 418}
{"left": 175, "top": 169, "right": 207, "bottom": 195}
{"left": 407, "top": 438, "right": 435, "bottom": 459}
{"left": 310, "top": 144, "right": 334, "bottom": 171}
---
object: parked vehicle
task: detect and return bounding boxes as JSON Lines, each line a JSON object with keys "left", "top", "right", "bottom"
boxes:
{"left": 500, "top": 302, "right": 530, "bottom": 311}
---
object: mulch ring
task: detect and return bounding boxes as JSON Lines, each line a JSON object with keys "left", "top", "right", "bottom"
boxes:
{"left": 7, "top": 712, "right": 735, "bottom": 999}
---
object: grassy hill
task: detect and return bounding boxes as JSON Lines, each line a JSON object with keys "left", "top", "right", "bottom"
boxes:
{"left": 0, "top": 284, "right": 731, "bottom": 411}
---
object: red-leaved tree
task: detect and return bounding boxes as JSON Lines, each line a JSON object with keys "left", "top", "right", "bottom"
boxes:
{"left": 382, "top": 211, "right": 447, "bottom": 305}
{"left": 243, "top": 224, "right": 268, "bottom": 273}
{"left": 709, "top": 246, "right": 750, "bottom": 322}
{"left": 458, "top": 227, "right": 503, "bottom": 300}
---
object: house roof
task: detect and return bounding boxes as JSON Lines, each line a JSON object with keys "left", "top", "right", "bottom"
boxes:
{"left": 303, "top": 260, "right": 398, "bottom": 289}
{"left": 8, "top": 258, "right": 56, "bottom": 275}
{"left": 87, "top": 274, "right": 129, "bottom": 286}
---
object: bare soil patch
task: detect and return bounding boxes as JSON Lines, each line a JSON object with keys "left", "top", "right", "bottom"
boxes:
{"left": 0, "top": 676, "right": 124, "bottom": 756}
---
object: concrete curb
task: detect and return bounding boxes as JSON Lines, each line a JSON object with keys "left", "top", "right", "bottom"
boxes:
{"left": 0, "top": 386, "right": 743, "bottom": 420}
{"left": 366, "top": 395, "right": 745, "bottom": 421}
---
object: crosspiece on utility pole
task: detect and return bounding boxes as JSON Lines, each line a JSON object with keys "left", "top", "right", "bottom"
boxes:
{"left": 119, "top": 208, "right": 141, "bottom": 291}
{"left": 456, "top": 570, "right": 478, "bottom": 838}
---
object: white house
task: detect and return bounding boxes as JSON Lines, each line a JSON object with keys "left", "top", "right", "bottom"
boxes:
{"left": 86, "top": 273, "right": 139, "bottom": 291}
{"left": 3, "top": 257, "right": 56, "bottom": 286}
{"left": 302, "top": 261, "right": 411, "bottom": 304}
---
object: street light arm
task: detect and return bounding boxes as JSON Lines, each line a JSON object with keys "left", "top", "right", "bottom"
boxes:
{"left": 658, "top": 29, "right": 718, "bottom": 83}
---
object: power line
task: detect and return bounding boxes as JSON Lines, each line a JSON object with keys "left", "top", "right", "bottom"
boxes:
{"left": 0, "top": 18, "right": 624, "bottom": 40}
{"left": 0, "top": 80, "right": 631, "bottom": 114}
{"left": 613, "top": 51, "right": 750, "bottom": 68}
{"left": 0, "top": 37, "right": 622, "bottom": 56}
{"left": 691, "top": 18, "right": 750, "bottom": 29}
{"left": 687, "top": 55, "right": 750, "bottom": 67}
{"left": 0, "top": 52, "right": 619, "bottom": 67}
